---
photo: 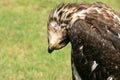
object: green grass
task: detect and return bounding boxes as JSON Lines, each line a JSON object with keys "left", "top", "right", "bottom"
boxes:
{"left": 0, "top": 0, "right": 119, "bottom": 80}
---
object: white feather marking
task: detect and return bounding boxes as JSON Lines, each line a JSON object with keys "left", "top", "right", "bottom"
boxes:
{"left": 72, "top": 62, "right": 82, "bottom": 80}
{"left": 70, "top": 7, "right": 102, "bottom": 25}
{"left": 70, "top": 10, "right": 86, "bottom": 26}
{"left": 50, "top": 21, "right": 57, "bottom": 27}
{"left": 107, "top": 76, "right": 114, "bottom": 80}
{"left": 79, "top": 45, "right": 84, "bottom": 56}
{"left": 91, "top": 61, "right": 98, "bottom": 71}
{"left": 75, "top": 10, "right": 87, "bottom": 19}
{"left": 53, "top": 10, "right": 57, "bottom": 18}
{"left": 93, "top": 7, "right": 101, "bottom": 13}
{"left": 118, "top": 33, "right": 120, "bottom": 38}
{"left": 79, "top": 45, "right": 83, "bottom": 50}
{"left": 115, "top": 65, "right": 118, "bottom": 69}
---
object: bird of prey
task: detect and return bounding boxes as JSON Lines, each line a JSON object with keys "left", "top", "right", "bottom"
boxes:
{"left": 47, "top": 2, "right": 120, "bottom": 80}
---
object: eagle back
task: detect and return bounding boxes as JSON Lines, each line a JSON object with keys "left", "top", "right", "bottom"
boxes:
{"left": 49, "top": 2, "right": 120, "bottom": 30}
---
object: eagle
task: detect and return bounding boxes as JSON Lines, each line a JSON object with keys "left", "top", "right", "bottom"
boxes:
{"left": 47, "top": 2, "right": 120, "bottom": 80}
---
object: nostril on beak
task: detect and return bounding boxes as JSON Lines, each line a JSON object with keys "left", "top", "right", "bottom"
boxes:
{"left": 48, "top": 46, "right": 54, "bottom": 53}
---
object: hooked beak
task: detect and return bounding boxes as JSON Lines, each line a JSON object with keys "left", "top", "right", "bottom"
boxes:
{"left": 48, "top": 46, "right": 54, "bottom": 53}
{"left": 48, "top": 39, "right": 69, "bottom": 53}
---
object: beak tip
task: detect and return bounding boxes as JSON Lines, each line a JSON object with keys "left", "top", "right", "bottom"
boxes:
{"left": 48, "top": 46, "right": 54, "bottom": 53}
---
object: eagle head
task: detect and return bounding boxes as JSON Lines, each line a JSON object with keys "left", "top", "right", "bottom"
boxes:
{"left": 47, "top": 21, "right": 69, "bottom": 53}
{"left": 47, "top": 4, "right": 70, "bottom": 53}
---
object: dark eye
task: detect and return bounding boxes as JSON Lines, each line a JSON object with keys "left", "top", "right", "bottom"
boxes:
{"left": 61, "top": 26, "right": 66, "bottom": 28}
{"left": 59, "top": 39, "right": 65, "bottom": 44}
{"left": 61, "top": 23, "right": 66, "bottom": 28}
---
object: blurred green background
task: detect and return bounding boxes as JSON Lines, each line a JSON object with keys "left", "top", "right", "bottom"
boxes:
{"left": 0, "top": 0, "right": 119, "bottom": 80}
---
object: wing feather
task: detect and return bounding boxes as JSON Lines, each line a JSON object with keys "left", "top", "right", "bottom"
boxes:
{"left": 84, "top": 16, "right": 120, "bottom": 51}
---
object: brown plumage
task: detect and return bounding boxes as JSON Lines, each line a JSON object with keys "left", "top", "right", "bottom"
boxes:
{"left": 47, "top": 2, "right": 120, "bottom": 80}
